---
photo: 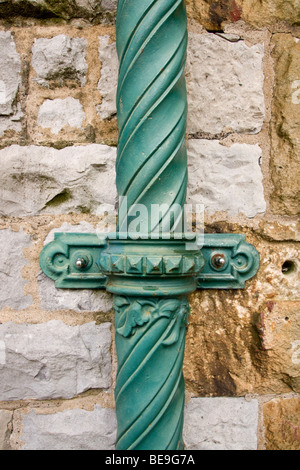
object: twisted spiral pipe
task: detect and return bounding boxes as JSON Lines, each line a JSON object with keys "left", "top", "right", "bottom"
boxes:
{"left": 114, "top": 0, "right": 190, "bottom": 450}
{"left": 116, "top": 0, "right": 188, "bottom": 233}
{"left": 114, "top": 295, "right": 190, "bottom": 450}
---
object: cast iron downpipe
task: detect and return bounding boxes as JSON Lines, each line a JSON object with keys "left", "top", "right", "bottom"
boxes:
{"left": 39, "top": 0, "right": 260, "bottom": 451}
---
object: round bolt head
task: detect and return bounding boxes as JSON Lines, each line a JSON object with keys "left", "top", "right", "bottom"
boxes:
{"left": 75, "top": 257, "right": 88, "bottom": 269}
{"left": 211, "top": 254, "right": 226, "bottom": 269}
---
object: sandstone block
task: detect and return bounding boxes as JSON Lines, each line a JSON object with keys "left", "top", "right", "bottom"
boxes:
{"left": 187, "top": 140, "right": 266, "bottom": 217}
{"left": 183, "top": 397, "right": 258, "bottom": 450}
{"left": 0, "top": 321, "right": 112, "bottom": 400}
{"left": 185, "top": 238, "right": 300, "bottom": 397}
{"left": 21, "top": 405, "right": 117, "bottom": 450}
{"left": 0, "top": 31, "right": 22, "bottom": 137}
{"left": 0, "top": 144, "right": 117, "bottom": 216}
{"left": 186, "top": 32, "right": 265, "bottom": 136}
{"left": 270, "top": 34, "right": 300, "bottom": 216}
{"left": 186, "top": 0, "right": 300, "bottom": 30}
{"left": 37, "top": 97, "right": 86, "bottom": 134}
{"left": 32, "top": 35, "right": 88, "bottom": 88}
{"left": 263, "top": 397, "right": 300, "bottom": 450}
{"left": 0, "top": 228, "right": 32, "bottom": 310}
{"left": 0, "top": 410, "right": 13, "bottom": 450}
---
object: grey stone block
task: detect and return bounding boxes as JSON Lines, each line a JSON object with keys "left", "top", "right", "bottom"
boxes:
{"left": 0, "top": 31, "right": 22, "bottom": 136}
{"left": 183, "top": 397, "right": 259, "bottom": 450}
{"left": 21, "top": 405, "right": 117, "bottom": 450}
{"left": 32, "top": 35, "right": 88, "bottom": 87}
{"left": 37, "top": 97, "right": 86, "bottom": 134}
{"left": 187, "top": 140, "right": 266, "bottom": 218}
{"left": 0, "top": 228, "right": 32, "bottom": 310}
{"left": 0, "top": 144, "right": 117, "bottom": 216}
{"left": 186, "top": 32, "right": 265, "bottom": 136}
{"left": 0, "top": 321, "right": 112, "bottom": 400}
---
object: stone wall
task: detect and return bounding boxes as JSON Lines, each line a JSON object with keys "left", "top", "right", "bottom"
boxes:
{"left": 0, "top": 0, "right": 299, "bottom": 451}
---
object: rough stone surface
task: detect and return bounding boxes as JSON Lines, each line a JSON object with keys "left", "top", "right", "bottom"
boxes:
{"left": 186, "top": 32, "right": 265, "bottom": 136}
{"left": 186, "top": 0, "right": 300, "bottom": 30}
{"left": 183, "top": 397, "right": 258, "bottom": 450}
{"left": 0, "top": 410, "right": 13, "bottom": 450}
{"left": 97, "top": 36, "right": 118, "bottom": 120}
{"left": 187, "top": 140, "right": 266, "bottom": 218}
{"left": 37, "top": 97, "right": 86, "bottom": 134}
{"left": 185, "top": 232, "right": 300, "bottom": 397}
{"left": 21, "top": 405, "right": 117, "bottom": 450}
{"left": 263, "top": 397, "right": 300, "bottom": 450}
{"left": 94, "top": 33, "right": 265, "bottom": 136}
{"left": 0, "top": 321, "right": 112, "bottom": 400}
{"left": 0, "top": 31, "right": 22, "bottom": 137}
{"left": 0, "top": 228, "right": 32, "bottom": 310}
{"left": 0, "top": 144, "right": 117, "bottom": 216}
{"left": 270, "top": 34, "right": 300, "bottom": 216}
{"left": 39, "top": 222, "right": 113, "bottom": 313}
{"left": 32, "top": 35, "right": 88, "bottom": 88}
{"left": 0, "top": 0, "right": 117, "bottom": 20}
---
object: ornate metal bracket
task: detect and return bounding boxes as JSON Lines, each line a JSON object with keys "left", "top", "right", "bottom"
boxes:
{"left": 40, "top": 233, "right": 259, "bottom": 291}
{"left": 39, "top": 0, "right": 260, "bottom": 451}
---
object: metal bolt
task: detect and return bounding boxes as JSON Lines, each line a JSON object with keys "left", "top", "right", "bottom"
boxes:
{"left": 211, "top": 254, "right": 226, "bottom": 269}
{"left": 75, "top": 257, "right": 88, "bottom": 270}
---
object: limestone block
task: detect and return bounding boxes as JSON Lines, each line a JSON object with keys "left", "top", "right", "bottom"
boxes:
{"left": 186, "top": 32, "right": 265, "bottom": 136}
{"left": 270, "top": 34, "right": 300, "bottom": 216}
{"left": 32, "top": 35, "right": 88, "bottom": 87}
{"left": 186, "top": 0, "right": 300, "bottom": 30}
{"left": 21, "top": 405, "right": 117, "bottom": 450}
{"left": 0, "top": 144, "right": 117, "bottom": 216}
{"left": 37, "top": 97, "right": 86, "bottom": 134}
{"left": 187, "top": 139, "right": 266, "bottom": 217}
{"left": 97, "top": 36, "right": 118, "bottom": 120}
{"left": 0, "top": 228, "right": 32, "bottom": 310}
{"left": 263, "top": 397, "right": 300, "bottom": 450}
{"left": 0, "top": 321, "right": 112, "bottom": 400}
{"left": 183, "top": 397, "right": 258, "bottom": 450}
{"left": 39, "top": 222, "right": 113, "bottom": 313}
{"left": 0, "top": 410, "right": 13, "bottom": 450}
{"left": 0, "top": 31, "right": 22, "bottom": 136}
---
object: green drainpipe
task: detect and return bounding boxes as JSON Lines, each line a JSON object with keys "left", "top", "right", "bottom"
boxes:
{"left": 39, "top": 0, "right": 260, "bottom": 451}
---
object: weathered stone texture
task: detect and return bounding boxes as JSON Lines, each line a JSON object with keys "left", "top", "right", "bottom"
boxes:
{"left": 0, "top": 410, "right": 13, "bottom": 450}
{"left": 187, "top": 140, "right": 266, "bottom": 218}
{"left": 185, "top": 234, "right": 300, "bottom": 397}
{"left": 263, "top": 397, "right": 300, "bottom": 450}
{"left": 0, "top": 144, "right": 117, "bottom": 216}
{"left": 32, "top": 35, "right": 88, "bottom": 88}
{"left": 0, "top": 0, "right": 117, "bottom": 20}
{"left": 0, "top": 228, "right": 32, "bottom": 310}
{"left": 183, "top": 397, "right": 258, "bottom": 450}
{"left": 186, "top": 0, "right": 300, "bottom": 30}
{"left": 0, "top": 31, "right": 22, "bottom": 137}
{"left": 186, "top": 32, "right": 265, "bottom": 136}
{"left": 0, "top": 321, "right": 112, "bottom": 400}
{"left": 21, "top": 405, "right": 117, "bottom": 450}
{"left": 37, "top": 97, "right": 86, "bottom": 134}
{"left": 270, "top": 34, "right": 300, "bottom": 216}
{"left": 97, "top": 35, "right": 118, "bottom": 120}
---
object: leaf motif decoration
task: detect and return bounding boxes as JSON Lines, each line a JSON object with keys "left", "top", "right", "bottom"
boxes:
{"left": 114, "top": 297, "right": 152, "bottom": 338}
